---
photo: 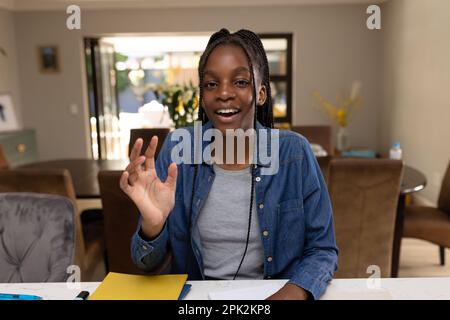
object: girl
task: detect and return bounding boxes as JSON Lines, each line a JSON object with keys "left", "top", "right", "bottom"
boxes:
{"left": 121, "top": 28, "right": 338, "bottom": 300}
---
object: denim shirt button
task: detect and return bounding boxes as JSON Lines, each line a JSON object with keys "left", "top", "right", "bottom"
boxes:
{"left": 262, "top": 230, "right": 269, "bottom": 237}
{"left": 259, "top": 203, "right": 264, "bottom": 209}
{"left": 267, "top": 256, "right": 273, "bottom": 262}
{"left": 142, "top": 245, "right": 148, "bottom": 250}
{"left": 255, "top": 177, "right": 261, "bottom": 182}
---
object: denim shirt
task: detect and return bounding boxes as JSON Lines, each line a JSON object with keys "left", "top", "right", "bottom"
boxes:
{"left": 130, "top": 121, "right": 338, "bottom": 299}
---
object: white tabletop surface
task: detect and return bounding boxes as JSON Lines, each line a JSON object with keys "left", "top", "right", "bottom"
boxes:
{"left": 1, "top": 277, "right": 450, "bottom": 300}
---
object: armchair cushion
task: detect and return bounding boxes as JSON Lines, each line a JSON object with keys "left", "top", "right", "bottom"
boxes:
{"left": 0, "top": 193, "right": 75, "bottom": 283}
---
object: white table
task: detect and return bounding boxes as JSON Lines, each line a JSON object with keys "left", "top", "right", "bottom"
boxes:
{"left": 1, "top": 278, "right": 450, "bottom": 300}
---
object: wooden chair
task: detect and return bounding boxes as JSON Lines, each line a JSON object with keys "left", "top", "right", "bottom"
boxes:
{"left": 328, "top": 159, "right": 403, "bottom": 278}
{"left": 316, "top": 155, "right": 332, "bottom": 185}
{"left": 98, "top": 170, "right": 171, "bottom": 275}
{"left": 403, "top": 160, "right": 450, "bottom": 265}
{"left": 0, "top": 169, "right": 105, "bottom": 281}
{"left": 128, "top": 128, "right": 170, "bottom": 160}
{"left": 291, "top": 125, "right": 333, "bottom": 156}
{"left": 0, "top": 145, "right": 9, "bottom": 170}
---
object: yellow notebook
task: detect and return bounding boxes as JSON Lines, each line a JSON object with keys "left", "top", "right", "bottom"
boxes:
{"left": 89, "top": 272, "right": 188, "bottom": 300}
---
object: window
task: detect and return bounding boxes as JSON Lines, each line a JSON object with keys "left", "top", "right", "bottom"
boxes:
{"left": 85, "top": 34, "right": 293, "bottom": 159}
{"left": 259, "top": 34, "right": 293, "bottom": 126}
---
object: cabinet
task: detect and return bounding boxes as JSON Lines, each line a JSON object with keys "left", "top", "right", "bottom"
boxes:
{"left": 0, "top": 129, "right": 38, "bottom": 167}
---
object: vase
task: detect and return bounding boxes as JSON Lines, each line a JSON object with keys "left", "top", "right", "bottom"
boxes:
{"left": 337, "top": 126, "right": 349, "bottom": 152}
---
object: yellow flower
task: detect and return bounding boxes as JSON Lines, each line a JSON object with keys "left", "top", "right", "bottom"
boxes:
{"left": 192, "top": 95, "right": 199, "bottom": 109}
{"left": 336, "top": 109, "right": 347, "bottom": 127}
{"left": 175, "top": 97, "right": 183, "bottom": 112}
{"left": 312, "top": 87, "right": 362, "bottom": 128}
{"left": 175, "top": 97, "right": 185, "bottom": 116}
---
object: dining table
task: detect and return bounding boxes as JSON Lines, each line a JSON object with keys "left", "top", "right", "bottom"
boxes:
{"left": 2, "top": 277, "right": 450, "bottom": 300}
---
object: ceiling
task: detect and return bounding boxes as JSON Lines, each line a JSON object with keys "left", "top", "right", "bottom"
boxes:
{"left": 1, "top": 0, "right": 385, "bottom": 11}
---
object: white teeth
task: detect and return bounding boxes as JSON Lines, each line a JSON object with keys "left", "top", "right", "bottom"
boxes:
{"left": 216, "top": 108, "right": 239, "bottom": 114}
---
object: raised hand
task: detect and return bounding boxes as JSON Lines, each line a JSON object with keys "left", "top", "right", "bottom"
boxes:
{"left": 120, "top": 136, "right": 177, "bottom": 238}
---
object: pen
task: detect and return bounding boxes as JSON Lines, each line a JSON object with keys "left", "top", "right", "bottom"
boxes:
{"left": 178, "top": 284, "right": 192, "bottom": 300}
{"left": 0, "top": 293, "right": 42, "bottom": 300}
{"left": 74, "top": 291, "right": 90, "bottom": 300}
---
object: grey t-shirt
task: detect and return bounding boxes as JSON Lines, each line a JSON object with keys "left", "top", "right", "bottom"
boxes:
{"left": 197, "top": 164, "right": 264, "bottom": 280}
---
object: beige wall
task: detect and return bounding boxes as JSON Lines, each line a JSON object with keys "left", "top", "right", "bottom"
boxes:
{"left": 380, "top": 0, "right": 450, "bottom": 204}
{"left": 0, "top": 8, "right": 22, "bottom": 127}
{"left": 14, "top": 9, "right": 91, "bottom": 160}
{"left": 13, "top": 4, "right": 381, "bottom": 160}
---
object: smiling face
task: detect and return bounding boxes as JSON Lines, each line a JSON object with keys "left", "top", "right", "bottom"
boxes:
{"left": 201, "top": 44, "right": 266, "bottom": 134}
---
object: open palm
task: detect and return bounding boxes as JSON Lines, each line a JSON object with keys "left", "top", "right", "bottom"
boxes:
{"left": 120, "top": 136, "right": 177, "bottom": 236}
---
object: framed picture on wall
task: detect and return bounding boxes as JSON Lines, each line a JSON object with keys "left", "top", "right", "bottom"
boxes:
{"left": 37, "top": 45, "right": 60, "bottom": 73}
{"left": 0, "top": 94, "right": 19, "bottom": 132}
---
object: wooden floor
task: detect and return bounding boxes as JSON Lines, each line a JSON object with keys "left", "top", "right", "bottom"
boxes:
{"left": 399, "top": 238, "right": 450, "bottom": 277}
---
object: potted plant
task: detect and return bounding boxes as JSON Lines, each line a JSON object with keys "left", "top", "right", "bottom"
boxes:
{"left": 152, "top": 81, "right": 199, "bottom": 129}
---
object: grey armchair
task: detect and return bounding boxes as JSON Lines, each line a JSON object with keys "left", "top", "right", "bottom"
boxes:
{"left": 0, "top": 193, "right": 75, "bottom": 283}
{"left": 0, "top": 169, "right": 105, "bottom": 281}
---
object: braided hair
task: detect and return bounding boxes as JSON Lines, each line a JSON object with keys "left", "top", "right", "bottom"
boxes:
{"left": 188, "top": 29, "right": 273, "bottom": 280}
{"left": 197, "top": 28, "right": 274, "bottom": 129}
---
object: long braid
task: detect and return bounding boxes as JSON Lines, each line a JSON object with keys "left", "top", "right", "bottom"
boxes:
{"left": 233, "top": 163, "right": 257, "bottom": 280}
{"left": 233, "top": 50, "right": 259, "bottom": 279}
{"left": 235, "top": 30, "right": 274, "bottom": 128}
{"left": 185, "top": 163, "right": 198, "bottom": 274}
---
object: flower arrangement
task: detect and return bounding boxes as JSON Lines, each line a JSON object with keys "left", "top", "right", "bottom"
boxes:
{"left": 312, "top": 82, "right": 363, "bottom": 151}
{"left": 312, "top": 82, "right": 363, "bottom": 128}
{"left": 152, "top": 81, "right": 199, "bottom": 129}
